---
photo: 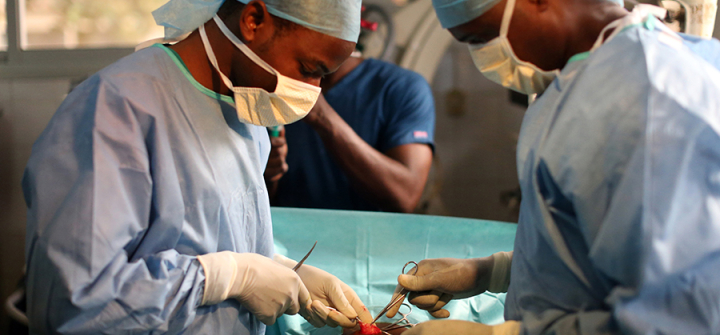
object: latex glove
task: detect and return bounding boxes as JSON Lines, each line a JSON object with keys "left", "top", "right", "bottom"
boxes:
{"left": 197, "top": 252, "right": 311, "bottom": 325}
{"left": 275, "top": 254, "right": 373, "bottom": 328}
{"left": 387, "top": 252, "right": 512, "bottom": 318}
{"left": 404, "top": 320, "right": 521, "bottom": 335}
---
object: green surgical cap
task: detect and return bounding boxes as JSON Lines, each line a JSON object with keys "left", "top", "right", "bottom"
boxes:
{"left": 153, "top": 0, "right": 362, "bottom": 42}
{"left": 432, "top": 0, "right": 624, "bottom": 29}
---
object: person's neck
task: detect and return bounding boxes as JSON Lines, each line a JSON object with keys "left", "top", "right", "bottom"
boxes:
{"left": 169, "top": 21, "right": 254, "bottom": 97}
{"left": 561, "top": 4, "right": 628, "bottom": 65}
{"left": 320, "top": 56, "right": 365, "bottom": 92}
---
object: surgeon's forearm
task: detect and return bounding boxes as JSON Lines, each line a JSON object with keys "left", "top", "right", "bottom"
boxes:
{"left": 307, "top": 105, "right": 430, "bottom": 213}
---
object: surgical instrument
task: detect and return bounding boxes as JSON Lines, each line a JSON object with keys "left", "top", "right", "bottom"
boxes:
{"left": 372, "top": 261, "right": 418, "bottom": 324}
{"left": 293, "top": 241, "right": 318, "bottom": 271}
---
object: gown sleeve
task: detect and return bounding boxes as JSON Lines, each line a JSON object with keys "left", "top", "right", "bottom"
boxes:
{"left": 599, "top": 93, "right": 720, "bottom": 335}
{"left": 533, "top": 73, "right": 720, "bottom": 334}
{"left": 22, "top": 75, "right": 206, "bottom": 334}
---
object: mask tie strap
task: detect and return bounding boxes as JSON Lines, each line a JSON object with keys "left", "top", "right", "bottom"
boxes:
{"left": 199, "top": 23, "right": 240, "bottom": 93}
{"left": 591, "top": 18, "right": 624, "bottom": 51}
{"left": 212, "top": 16, "right": 277, "bottom": 75}
{"left": 499, "top": 0, "right": 517, "bottom": 37}
{"left": 212, "top": 15, "right": 321, "bottom": 93}
{"left": 200, "top": 23, "right": 263, "bottom": 125}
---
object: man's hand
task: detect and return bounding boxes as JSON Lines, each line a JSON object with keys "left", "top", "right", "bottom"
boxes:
{"left": 404, "top": 320, "right": 520, "bottom": 335}
{"left": 274, "top": 254, "right": 373, "bottom": 328}
{"left": 265, "top": 128, "right": 288, "bottom": 183}
{"left": 196, "top": 252, "right": 312, "bottom": 326}
{"left": 296, "top": 264, "right": 373, "bottom": 328}
{"left": 386, "top": 257, "right": 494, "bottom": 318}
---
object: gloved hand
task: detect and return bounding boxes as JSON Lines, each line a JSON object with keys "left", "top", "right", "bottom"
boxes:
{"left": 274, "top": 254, "right": 373, "bottom": 328}
{"left": 387, "top": 251, "right": 512, "bottom": 318}
{"left": 197, "top": 251, "right": 311, "bottom": 325}
{"left": 404, "top": 320, "right": 521, "bottom": 335}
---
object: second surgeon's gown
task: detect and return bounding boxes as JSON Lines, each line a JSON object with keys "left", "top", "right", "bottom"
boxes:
{"left": 22, "top": 44, "right": 273, "bottom": 334}
{"left": 505, "top": 15, "right": 720, "bottom": 335}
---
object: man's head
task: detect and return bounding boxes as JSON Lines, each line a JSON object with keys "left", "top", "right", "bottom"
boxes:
{"left": 217, "top": 0, "right": 356, "bottom": 89}
{"left": 154, "top": 0, "right": 361, "bottom": 87}
{"left": 433, "top": 0, "right": 626, "bottom": 71}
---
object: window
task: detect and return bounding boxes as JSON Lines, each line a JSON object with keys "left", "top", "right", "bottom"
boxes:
{"left": 23, "top": 0, "right": 167, "bottom": 49}
{"left": 1, "top": 0, "right": 7, "bottom": 51}
{"left": 1, "top": 0, "right": 171, "bottom": 78}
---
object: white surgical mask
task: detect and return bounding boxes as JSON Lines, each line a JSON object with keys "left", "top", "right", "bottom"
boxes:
{"left": 199, "top": 16, "right": 321, "bottom": 127}
{"left": 468, "top": 0, "right": 559, "bottom": 94}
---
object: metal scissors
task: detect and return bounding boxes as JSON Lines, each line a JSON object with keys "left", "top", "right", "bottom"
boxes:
{"left": 292, "top": 241, "right": 317, "bottom": 271}
{"left": 372, "top": 261, "right": 418, "bottom": 324}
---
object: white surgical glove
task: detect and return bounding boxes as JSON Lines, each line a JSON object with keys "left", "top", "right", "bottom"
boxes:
{"left": 274, "top": 254, "right": 373, "bottom": 328}
{"left": 386, "top": 251, "right": 512, "bottom": 318}
{"left": 197, "top": 252, "right": 311, "bottom": 325}
{"left": 405, "top": 320, "right": 521, "bottom": 335}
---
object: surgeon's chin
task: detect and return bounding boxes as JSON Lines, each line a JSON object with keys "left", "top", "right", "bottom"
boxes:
{"left": 343, "top": 323, "right": 409, "bottom": 335}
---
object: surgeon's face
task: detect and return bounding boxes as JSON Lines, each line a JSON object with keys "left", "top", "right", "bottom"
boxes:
{"left": 447, "top": 0, "right": 566, "bottom": 71}
{"left": 257, "top": 25, "right": 356, "bottom": 86}
{"left": 230, "top": 0, "right": 356, "bottom": 91}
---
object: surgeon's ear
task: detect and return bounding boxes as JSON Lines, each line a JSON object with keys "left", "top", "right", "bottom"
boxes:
{"left": 238, "top": 0, "right": 274, "bottom": 43}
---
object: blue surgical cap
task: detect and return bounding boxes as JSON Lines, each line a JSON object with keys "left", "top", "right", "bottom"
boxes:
{"left": 432, "top": 0, "right": 625, "bottom": 29}
{"left": 153, "top": 0, "right": 362, "bottom": 42}
{"left": 432, "top": 0, "right": 503, "bottom": 29}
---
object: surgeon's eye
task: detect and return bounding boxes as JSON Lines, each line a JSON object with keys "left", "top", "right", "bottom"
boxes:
{"left": 300, "top": 64, "right": 325, "bottom": 79}
{"left": 470, "top": 37, "right": 489, "bottom": 45}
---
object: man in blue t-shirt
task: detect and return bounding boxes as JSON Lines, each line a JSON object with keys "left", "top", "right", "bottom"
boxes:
{"left": 264, "top": 54, "right": 436, "bottom": 212}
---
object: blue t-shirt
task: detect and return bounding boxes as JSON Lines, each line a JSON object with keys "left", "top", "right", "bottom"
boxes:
{"left": 275, "top": 59, "right": 436, "bottom": 211}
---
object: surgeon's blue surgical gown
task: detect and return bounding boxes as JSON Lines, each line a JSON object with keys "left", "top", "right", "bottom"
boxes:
{"left": 505, "top": 17, "right": 720, "bottom": 335}
{"left": 23, "top": 44, "right": 273, "bottom": 334}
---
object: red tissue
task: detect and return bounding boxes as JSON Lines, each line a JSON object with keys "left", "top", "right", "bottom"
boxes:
{"left": 359, "top": 322, "right": 382, "bottom": 335}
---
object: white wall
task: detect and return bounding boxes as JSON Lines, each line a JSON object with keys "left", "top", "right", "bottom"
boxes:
{"left": 426, "top": 41, "right": 526, "bottom": 222}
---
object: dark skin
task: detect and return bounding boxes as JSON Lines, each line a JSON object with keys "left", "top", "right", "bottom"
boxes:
{"left": 169, "top": 0, "right": 355, "bottom": 99}
{"left": 265, "top": 57, "right": 434, "bottom": 213}
{"left": 448, "top": 0, "right": 628, "bottom": 71}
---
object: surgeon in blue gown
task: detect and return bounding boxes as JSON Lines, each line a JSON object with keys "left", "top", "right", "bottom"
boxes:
{"left": 22, "top": 0, "right": 375, "bottom": 334}
{"left": 385, "top": 0, "right": 720, "bottom": 334}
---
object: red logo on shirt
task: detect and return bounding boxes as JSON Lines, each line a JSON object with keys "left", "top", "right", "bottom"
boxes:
{"left": 413, "top": 131, "right": 428, "bottom": 139}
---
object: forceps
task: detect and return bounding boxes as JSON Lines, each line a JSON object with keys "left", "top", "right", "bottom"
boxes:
{"left": 372, "top": 261, "right": 418, "bottom": 324}
{"left": 380, "top": 303, "right": 416, "bottom": 332}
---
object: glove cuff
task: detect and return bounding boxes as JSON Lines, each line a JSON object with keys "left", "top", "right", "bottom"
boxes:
{"left": 197, "top": 251, "right": 239, "bottom": 305}
{"left": 488, "top": 251, "right": 513, "bottom": 293}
